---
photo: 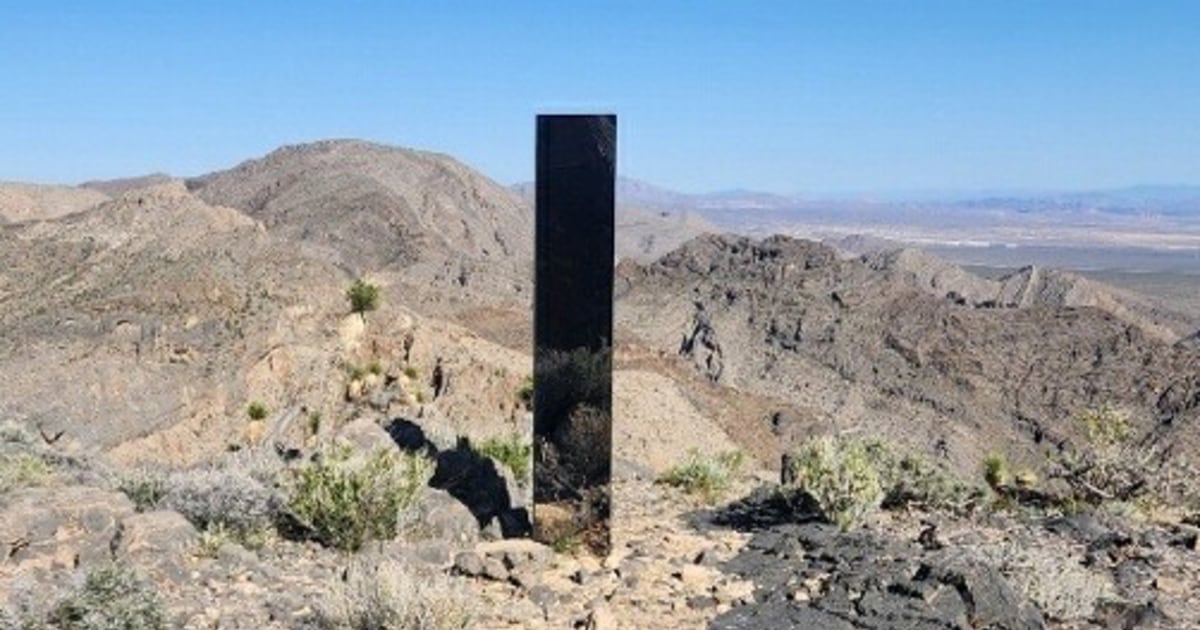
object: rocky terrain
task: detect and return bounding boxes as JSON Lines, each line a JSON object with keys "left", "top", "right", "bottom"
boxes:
{"left": 2, "top": 140, "right": 1200, "bottom": 629}
{"left": 616, "top": 234, "right": 1200, "bottom": 482}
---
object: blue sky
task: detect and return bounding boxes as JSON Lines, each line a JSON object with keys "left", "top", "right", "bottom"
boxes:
{"left": 2, "top": 1, "right": 1198, "bottom": 195}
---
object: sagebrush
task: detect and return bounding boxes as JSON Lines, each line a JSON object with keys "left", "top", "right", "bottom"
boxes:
{"left": 659, "top": 450, "right": 745, "bottom": 503}
{"left": 289, "top": 445, "right": 433, "bottom": 551}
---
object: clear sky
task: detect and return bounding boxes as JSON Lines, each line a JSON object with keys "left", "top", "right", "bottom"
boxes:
{"left": 2, "top": 1, "right": 1198, "bottom": 195}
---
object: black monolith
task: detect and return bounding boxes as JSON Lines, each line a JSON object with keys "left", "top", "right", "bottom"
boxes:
{"left": 533, "top": 114, "right": 615, "bottom": 555}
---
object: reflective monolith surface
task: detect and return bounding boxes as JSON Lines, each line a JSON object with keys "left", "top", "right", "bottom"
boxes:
{"left": 533, "top": 114, "right": 615, "bottom": 555}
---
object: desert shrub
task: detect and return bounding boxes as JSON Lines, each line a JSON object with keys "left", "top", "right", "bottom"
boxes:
{"left": 347, "top": 279, "right": 381, "bottom": 318}
{"left": 1, "top": 420, "right": 33, "bottom": 444}
{"left": 163, "top": 467, "right": 283, "bottom": 537}
{"left": 403, "top": 366, "right": 419, "bottom": 380}
{"left": 48, "top": 563, "right": 168, "bottom": 630}
{"left": 1079, "top": 405, "right": 1131, "bottom": 447}
{"left": 475, "top": 435, "right": 532, "bottom": 482}
{"left": 983, "top": 452, "right": 1009, "bottom": 488}
{"left": 785, "top": 436, "right": 883, "bottom": 530}
{"left": 117, "top": 469, "right": 169, "bottom": 512}
{"left": 867, "top": 443, "right": 985, "bottom": 512}
{"left": 316, "top": 557, "right": 476, "bottom": 629}
{"left": 246, "top": 401, "right": 268, "bottom": 421}
{"left": 289, "top": 445, "right": 433, "bottom": 552}
{"left": 1048, "top": 405, "right": 1166, "bottom": 505}
{"left": 533, "top": 347, "right": 609, "bottom": 436}
{"left": 367, "top": 360, "right": 384, "bottom": 376}
{"left": 0, "top": 452, "right": 53, "bottom": 494}
{"left": 515, "top": 375, "right": 534, "bottom": 407}
{"left": 308, "top": 411, "right": 323, "bottom": 437}
{"left": 553, "top": 404, "right": 610, "bottom": 488}
{"left": 659, "top": 449, "right": 745, "bottom": 503}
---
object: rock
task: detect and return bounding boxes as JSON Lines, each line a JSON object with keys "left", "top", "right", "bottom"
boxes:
{"left": 346, "top": 379, "right": 365, "bottom": 401}
{"left": 243, "top": 420, "right": 267, "bottom": 445}
{"left": 481, "top": 556, "right": 509, "bottom": 581}
{"left": 411, "top": 487, "right": 479, "bottom": 544}
{"left": 452, "top": 551, "right": 484, "bottom": 577}
{"left": 712, "top": 522, "right": 1045, "bottom": 630}
{"left": 115, "top": 510, "right": 198, "bottom": 560}
{"left": 528, "top": 584, "right": 558, "bottom": 608}
{"left": 1155, "top": 574, "right": 1188, "bottom": 596}
{"left": 0, "top": 486, "right": 134, "bottom": 589}
{"left": 477, "top": 538, "right": 554, "bottom": 569}
{"left": 673, "top": 564, "right": 714, "bottom": 590}
{"left": 583, "top": 604, "right": 617, "bottom": 630}
{"left": 335, "top": 417, "right": 394, "bottom": 452}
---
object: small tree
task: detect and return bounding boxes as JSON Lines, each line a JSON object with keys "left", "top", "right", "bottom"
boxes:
{"left": 347, "top": 279, "right": 381, "bottom": 320}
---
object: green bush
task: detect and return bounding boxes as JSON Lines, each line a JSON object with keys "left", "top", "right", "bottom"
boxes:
{"left": 785, "top": 437, "right": 984, "bottom": 529}
{"left": 347, "top": 279, "right": 381, "bottom": 318}
{"left": 659, "top": 449, "right": 745, "bottom": 504}
{"left": 403, "top": 366, "right": 419, "bottom": 380}
{"left": 246, "top": 401, "right": 268, "bottom": 421}
{"left": 785, "top": 437, "right": 883, "bottom": 530}
{"left": 289, "top": 446, "right": 433, "bottom": 552}
{"left": 1079, "top": 405, "right": 1131, "bottom": 448}
{"left": 367, "top": 360, "right": 385, "bottom": 376}
{"left": 49, "top": 564, "right": 168, "bottom": 629}
{"left": 515, "top": 376, "right": 534, "bottom": 407}
{"left": 118, "top": 469, "right": 169, "bottom": 512}
{"left": 983, "top": 452, "right": 1009, "bottom": 488}
{"left": 475, "top": 435, "right": 532, "bottom": 482}
{"left": 0, "top": 453, "right": 52, "bottom": 494}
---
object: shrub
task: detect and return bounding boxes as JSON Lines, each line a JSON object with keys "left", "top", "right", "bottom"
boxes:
{"left": 784, "top": 438, "right": 984, "bottom": 528}
{"left": 867, "top": 443, "right": 985, "bottom": 512}
{"left": 1080, "top": 405, "right": 1131, "bottom": 448}
{"left": 0, "top": 420, "right": 33, "bottom": 444}
{"left": 515, "top": 376, "right": 534, "bottom": 407}
{"left": 163, "top": 467, "right": 283, "bottom": 536}
{"left": 0, "top": 452, "right": 52, "bottom": 494}
{"left": 49, "top": 563, "right": 168, "bottom": 630}
{"left": 289, "top": 446, "right": 433, "bottom": 552}
{"left": 659, "top": 449, "right": 745, "bottom": 504}
{"left": 475, "top": 435, "right": 532, "bottom": 482}
{"left": 403, "top": 366, "right": 419, "bottom": 380}
{"left": 983, "top": 452, "right": 1009, "bottom": 488}
{"left": 1048, "top": 405, "right": 1163, "bottom": 505}
{"left": 193, "top": 522, "right": 269, "bottom": 558}
{"left": 308, "top": 412, "right": 323, "bottom": 437}
{"left": 366, "top": 360, "right": 384, "bottom": 376}
{"left": 316, "top": 557, "right": 476, "bottom": 629}
{"left": 347, "top": 279, "right": 381, "bottom": 318}
{"left": 118, "top": 469, "right": 169, "bottom": 512}
{"left": 785, "top": 436, "right": 883, "bottom": 530}
{"left": 247, "top": 401, "right": 268, "bottom": 421}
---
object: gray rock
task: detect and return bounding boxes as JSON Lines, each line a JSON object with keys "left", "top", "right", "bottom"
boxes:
{"left": 481, "top": 556, "right": 509, "bottom": 581}
{"left": 452, "top": 551, "right": 484, "bottom": 577}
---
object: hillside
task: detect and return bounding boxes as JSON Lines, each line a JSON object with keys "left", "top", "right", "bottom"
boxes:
{"left": 188, "top": 140, "right": 533, "bottom": 308}
{"left": 616, "top": 234, "right": 1200, "bottom": 478}
{"left": 0, "top": 182, "right": 108, "bottom": 223}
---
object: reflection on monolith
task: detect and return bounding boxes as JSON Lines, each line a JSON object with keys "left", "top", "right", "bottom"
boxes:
{"left": 533, "top": 115, "right": 615, "bottom": 555}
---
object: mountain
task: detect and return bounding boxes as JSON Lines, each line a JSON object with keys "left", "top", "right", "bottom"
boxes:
{"left": 80, "top": 173, "right": 178, "bottom": 197}
{"left": 616, "top": 234, "right": 1200, "bottom": 477}
{"left": 188, "top": 140, "right": 534, "bottom": 312}
{"left": 864, "top": 248, "right": 1197, "bottom": 343}
{"left": 0, "top": 182, "right": 108, "bottom": 223}
{"left": 510, "top": 177, "right": 721, "bottom": 263}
